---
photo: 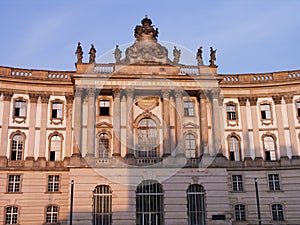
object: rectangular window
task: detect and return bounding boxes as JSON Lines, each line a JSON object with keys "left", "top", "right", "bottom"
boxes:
{"left": 99, "top": 100, "right": 110, "bottom": 116}
{"left": 14, "top": 100, "right": 26, "bottom": 117}
{"left": 51, "top": 102, "right": 63, "bottom": 119}
{"left": 260, "top": 104, "right": 272, "bottom": 119}
{"left": 235, "top": 204, "right": 246, "bottom": 221}
{"left": 268, "top": 174, "right": 280, "bottom": 191}
{"left": 297, "top": 101, "right": 300, "bottom": 117}
{"left": 184, "top": 101, "right": 194, "bottom": 116}
{"left": 272, "top": 204, "right": 284, "bottom": 221}
{"left": 232, "top": 175, "right": 243, "bottom": 191}
{"left": 8, "top": 175, "right": 21, "bottom": 192}
{"left": 226, "top": 105, "right": 236, "bottom": 120}
{"left": 47, "top": 175, "right": 60, "bottom": 192}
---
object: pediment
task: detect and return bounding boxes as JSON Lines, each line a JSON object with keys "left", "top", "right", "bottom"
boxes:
{"left": 183, "top": 122, "right": 199, "bottom": 129}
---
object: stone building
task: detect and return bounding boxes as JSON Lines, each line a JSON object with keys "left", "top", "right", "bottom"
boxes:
{"left": 1, "top": 17, "right": 300, "bottom": 225}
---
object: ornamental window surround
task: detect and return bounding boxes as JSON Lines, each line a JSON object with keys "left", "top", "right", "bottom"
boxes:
{"left": 5, "top": 206, "right": 19, "bottom": 225}
{"left": 268, "top": 174, "right": 281, "bottom": 191}
{"left": 184, "top": 133, "right": 197, "bottom": 158}
{"left": 45, "top": 205, "right": 59, "bottom": 224}
{"left": 7, "top": 174, "right": 22, "bottom": 193}
{"left": 99, "top": 99, "right": 111, "bottom": 116}
{"left": 93, "top": 185, "right": 112, "bottom": 225}
{"left": 259, "top": 102, "right": 273, "bottom": 125}
{"left": 50, "top": 99, "right": 64, "bottom": 125}
{"left": 10, "top": 131, "right": 26, "bottom": 161}
{"left": 184, "top": 100, "right": 195, "bottom": 117}
{"left": 187, "top": 184, "right": 206, "bottom": 225}
{"left": 48, "top": 133, "right": 63, "bottom": 162}
{"left": 227, "top": 134, "right": 241, "bottom": 161}
{"left": 98, "top": 132, "right": 110, "bottom": 158}
{"left": 13, "top": 97, "right": 28, "bottom": 123}
{"left": 295, "top": 99, "right": 300, "bottom": 122}
{"left": 271, "top": 204, "right": 284, "bottom": 221}
{"left": 225, "top": 102, "right": 239, "bottom": 126}
{"left": 47, "top": 175, "right": 60, "bottom": 193}
{"left": 234, "top": 204, "right": 246, "bottom": 221}
{"left": 262, "top": 134, "right": 277, "bottom": 161}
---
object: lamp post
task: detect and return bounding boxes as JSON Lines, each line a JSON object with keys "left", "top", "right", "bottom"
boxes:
{"left": 254, "top": 178, "right": 262, "bottom": 225}
{"left": 70, "top": 180, "right": 74, "bottom": 225}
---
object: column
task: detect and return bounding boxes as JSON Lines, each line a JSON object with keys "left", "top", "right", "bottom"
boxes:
{"left": 209, "top": 89, "right": 222, "bottom": 156}
{"left": 73, "top": 88, "right": 83, "bottom": 156}
{"left": 86, "top": 88, "right": 96, "bottom": 157}
{"left": 64, "top": 95, "right": 74, "bottom": 158}
{"left": 0, "top": 92, "right": 13, "bottom": 158}
{"left": 272, "top": 96, "right": 288, "bottom": 159}
{"left": 38, "top": 94, "right": 50, "bottom": 159}
{"left": 125, "top": 88, "right": 134, "bottom": 157}
{"left": 26, "top": 94, "right": 39, "bottom": 160}
{"left": 284, "top": 95, "right": 298, "bottom": 158}
{"left": 199, "top": 91, "right": 209, "bottom": 155}
{"left": 112, "top": 89, "right": 121, "bottom": 157}
{"left": 174, "top": 89, "right": 184, "bottom": 156}
{"left": 238, "top": 97, "right": 251, "bottom": 160}
{"left": 162, "top": 89, "right": 171, "bottom": 157}
{"left": 249, "top": 97, "right": 262, "bottom": 159}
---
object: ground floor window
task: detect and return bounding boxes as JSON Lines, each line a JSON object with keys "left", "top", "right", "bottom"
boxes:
{"left": 136, "top": 180, "right": 164, "bottom": 225}
{"left": 5, "top": 206, "right": 18, "bottom": 224}
{"left": 93, "top": 185, "right": 112, "bottom": 225}
{"left": 187, "top": 184, "right": 206, "bottom": 225}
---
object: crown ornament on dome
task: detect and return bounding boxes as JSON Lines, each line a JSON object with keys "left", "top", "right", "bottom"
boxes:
{"left": 134, "top": 15, "right": 159, "bottom": 41}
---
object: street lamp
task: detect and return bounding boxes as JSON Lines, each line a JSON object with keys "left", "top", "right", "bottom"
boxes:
{"left": 254, "top": 178, "right": 262, "bottom": 225}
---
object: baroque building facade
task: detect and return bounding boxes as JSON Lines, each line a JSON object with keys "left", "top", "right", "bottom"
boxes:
{"left": 1, "top": 17, "right": 300, "bottom": 225}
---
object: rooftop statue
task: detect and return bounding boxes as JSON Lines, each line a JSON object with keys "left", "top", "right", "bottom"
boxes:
{"left": 209, "top": 47, "right": 217, "bottom": 67}
{"left": 75, "top": 42, "right": 83, "bottom": 64}
{"left": 134, "top": 15, "right": 159, "bottom": 42}
{"left": 113, "top": 45, "right": 122, "bottom": 64}
{"left": 173, "top": 46, "right": 181, "bottom": 64}
{"left": 89, "top": 44, "right": 96, "bottom": 64}
{"left": 196, "top": 46, "right": 203, "bottom": 66}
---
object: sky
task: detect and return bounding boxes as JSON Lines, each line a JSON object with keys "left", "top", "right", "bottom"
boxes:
{"left": 0, "top": 0, "right": 300, "bottom": 74}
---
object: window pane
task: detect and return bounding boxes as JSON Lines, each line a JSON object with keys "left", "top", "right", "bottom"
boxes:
{"left": 187, "top": 184, "right": 206, "bottom": 225}
{"left": 93, "top": 185, "right": 112, "bottom": 225}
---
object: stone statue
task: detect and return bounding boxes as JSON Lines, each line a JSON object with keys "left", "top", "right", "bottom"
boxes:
{"left": 75, "top": 42, "right": 83, "bottom": 64}
{"left": 209, "top": 47, "right": 217, "bottom": 67}
{"left": 196, "top": 46, "right": 203, "bottom": 66}
{"left": 134, "top": 15, "right": 159, "bottom": 41}
{"left": 113, "top": 45, "right": 122, "bottom": 64}
{"left": 173, "top": 46, "right": 181, "bottom": 64}
{"left": 89, "top": 44, "right": 96, "bottom": 63}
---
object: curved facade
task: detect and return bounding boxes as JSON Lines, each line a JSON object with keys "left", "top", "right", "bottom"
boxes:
{"left": 1, "top": 17, "right": 300, "bottom": 225}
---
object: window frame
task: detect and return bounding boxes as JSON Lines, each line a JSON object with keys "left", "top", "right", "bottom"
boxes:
{"left": 93, "top": 185, "right": 112, "bottom": 225}
{"left": 262, "top": 134, "right": 277, "bottom": 161}
{"left": 48, "top": 132, "right": 63, "bottom": 162}
{"left": 12, "top": 97, "right": 28, "bottom": 123}
{"left": 271, "top": 204, "right": 284, "bottom": 221}
{"left": 227, "top": 134, "right": 242, "bottom": 161}
{"left": 187, "top": 184, "right": 206, "bottom": 225}
{"left": 184, "top": 132, "right": 197, "bottom": 158}
{"left": 183, "top": 100, "right": 195, "bottom": 117}
{"left": 50, "top": 99, "right": 64, "bottom": 125}
{"left": 99, "top": 99, "right": 111, "bottom": 116}
{"left": 98, "top": 132, "right": 111, "bottom": 158}
{"left": 232, "top": 174, "right": 244, "bottom": 192}
{"left": 9, "top": 131, "right": 26, "bottom": 161}
{"left": 225, "top": 101, "right": 239, "bottom": 126}
{"left": 268, "top": 174, "right": 281, "bottom": 191}
{"left": 7, "top": 174, "right": 22, "bottom": 193}
{"left": 45, "top": 205, "right": 59, "bottom": 224}
{"left": 259, "top": 102, "right": 273, "bottom": 125}
{"left": 295, "top": 99, "right": 300, "bottom": 123}
{"left": 47, "top": 175, "right": 60, "bottom": 193}
{"left": 5, "top": 206, "right": 19, "bottom": 225}
{"left": 234, "top": 204, "right": 246, "bottom": 221}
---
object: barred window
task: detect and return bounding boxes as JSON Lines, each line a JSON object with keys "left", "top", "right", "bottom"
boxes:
{"left": 11, "top": 134, "right": 23, "bottom": 161}
{"left": 137, "top": 118, "right": 157, "bottom": 158}
{"left": 93, "top": 185, "right": 112, "bottom": 225}
{"left": 136, "top": 180, "right": 164, "bottom": 225}
{"left": 272, "top": 204, "right": 284, "bottom": 221}
{"left": 187, "top": 184, "right": 206, "bottom": 225}
{"left": 8, "top": 175, "right": 21, "bottom": 192}
{"left": 14, "top": 100, "right": 26, "bottom": 117}
{"left": 226, "top": 105, "right": 237, "bottom": 121}
{"left": 260, "top": 104, "right": 272, "bottom": 120}
{"left": 99, "top": 100, "right": 110, "bottom": 116}
{"left": 185, "top": 134, "right": 196, "bottom": 158}
{"left": 98, "top": 133, "right": 110, "bottom": 158}
{"left": 232, "top": 175, "right": 243, "bottom": 191}
{"left": 46, "top": 205, "right": 59, "bottom": 224}
{"left": 268, "top": 174, "right": 280, "bottom": 191}
{"left": 51, "top": 102, "right": 63, "bottom": 119}
{"left": 49, "top": 135, "right": 62, "bottom": 161}
{"left": 228, "top": 135, "right": 241, "bottom": 161}
{"left": 235, "top": 204, "right": 246, "bottom": 221}
{"left": 184, "top": 101, "right": 195, "bottom": 116}
{"left": 263, "top": 136, "right": 276, "bottom": 160}
{"left": 5, "top": 206, "right": 18, "bottom": 224}
{"left": 47, "top": 175, "right": 60, "bottom": 192}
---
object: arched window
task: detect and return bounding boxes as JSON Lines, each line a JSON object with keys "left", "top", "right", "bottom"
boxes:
{"left": 11, "top": 134, "right": 23, "bottom": 160}
{"left": 234, "top": 204, "right": 246, "bottom": 221}
{"left": 93, "top": 185, "right": 112, "bottom": 225}
{"left": 49, "top": 135, "right": 62, "bottom": 161}
{"left": 136, "top": 180, "right": 164, "bottom": 225}
{"left": 185, "top": 133, "right": 196, "bottom": 158}
{"left": 228, "top": 135, "right": 241, "bottom": 161}
{"left": 271, "top": 204, "right": 284, "bottom": 221}
{"left": 263, "top": 135, "right": 276, "bottom": 160}
{"left": 187, "top": 184, "right": 206, "bottom": 225}
{"left": 137, "top": 118, "right": 158, "bottom": 158}
{"left": 98, "top": 133, "right": 110, "bottom": 158}
{"left": 5, "top": 206, "right": 19, "bottom": 224}
{"left": 46, "top": 205, "right": 59, "bottom": 224}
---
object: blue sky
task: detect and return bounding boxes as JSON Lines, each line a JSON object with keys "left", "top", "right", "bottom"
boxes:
{"left": 0, "top": 0, "right": 299, "bottom": 74}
